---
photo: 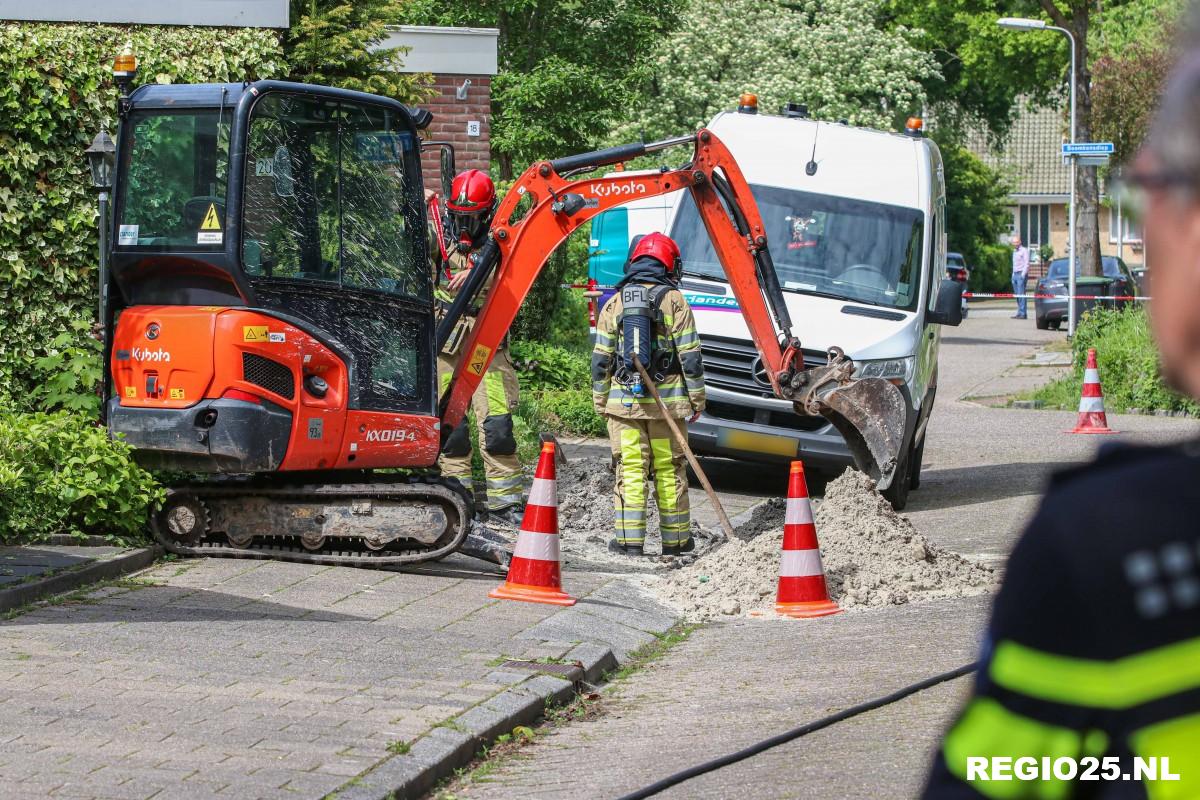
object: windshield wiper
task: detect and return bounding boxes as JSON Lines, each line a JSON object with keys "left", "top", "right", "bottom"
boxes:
{"left": 785, "top": 287, "right": 850, "bottom": 302}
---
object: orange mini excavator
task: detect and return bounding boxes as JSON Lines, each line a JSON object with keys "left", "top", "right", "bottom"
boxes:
{"left": 102, "top": 76, "right": 906, "bottom": 566}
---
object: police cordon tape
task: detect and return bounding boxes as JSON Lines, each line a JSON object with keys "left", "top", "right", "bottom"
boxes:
{"left": 964, "top": 292, "right": 1150, "bottom": 301}
{"left": 565, "top": 285, "right": 1150, "bottom": 301}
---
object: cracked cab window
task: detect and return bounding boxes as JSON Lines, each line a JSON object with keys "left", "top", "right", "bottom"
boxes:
{"left": 242, "top": 93, "right": 429, "bottom": 302}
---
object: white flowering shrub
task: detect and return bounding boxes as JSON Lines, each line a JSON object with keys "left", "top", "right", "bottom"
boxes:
{"left": 620, "top": 0, "right": 938, "bottom": 139}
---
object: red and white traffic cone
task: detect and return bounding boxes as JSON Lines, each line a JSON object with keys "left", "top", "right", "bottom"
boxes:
{"left": 775, "top": 461, "right": 840, "bottom": 619}
{"left": 488, "top": 442, "right": 577, "bottom": 607}
{"left": 1070, "top": 348, "right": 1116, "bottom": 434}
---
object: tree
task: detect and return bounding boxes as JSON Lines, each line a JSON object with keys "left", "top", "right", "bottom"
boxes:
{"left": 883, "top": 0, "right": 1066, "bottom": 140}
{"left": 1092, "top": 43, "right": 1172, "bottom": 167}
{"left": 623, "top": 0, "right": 938, "bottom": 142}
{"left": 1091, "top": 3, "right": 1181, "bottom": 165}
{"left": 1028, "top": 0, "right": 1122, "bottom": 278}
{"left": 405, "top": 0, "right": 683, "bottom": 177}
{"left": 934, "top": 133, "right": 1015, "bottom": 290}
{"left": 284, "top": 0, "right": 430, "bottom": 103}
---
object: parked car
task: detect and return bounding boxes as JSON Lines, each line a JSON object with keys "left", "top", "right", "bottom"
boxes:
{"left": 1034, "top": 256, "right": 1139, "bottom": 330}
{"left": 946, "top": 252, "right": 969, "bottom": 318}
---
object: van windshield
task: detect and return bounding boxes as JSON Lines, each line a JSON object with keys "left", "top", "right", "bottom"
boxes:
{"left": 672, "top": 185, "right": 925, "bottom": 311}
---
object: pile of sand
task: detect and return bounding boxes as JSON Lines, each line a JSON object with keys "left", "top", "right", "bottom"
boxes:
{"left": 550, "top": 457, "right": 725, "bottom": 573}
{"left": 658, "top": 469, "right": 997, "bottom": 620}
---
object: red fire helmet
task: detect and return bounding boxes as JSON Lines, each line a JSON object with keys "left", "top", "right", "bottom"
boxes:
{"left": 446, "top": 169, "right": 496, "bottom": 214}
{"left": 630, "top": 231, "right": 682, "bottom": 277}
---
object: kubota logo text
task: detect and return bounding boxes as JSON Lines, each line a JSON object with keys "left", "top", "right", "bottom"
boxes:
{"left": 364, "top": 428, "right": 418, "bottom": 443}
{"left": 130, "top": 348, "right": 171, "bottom": 362}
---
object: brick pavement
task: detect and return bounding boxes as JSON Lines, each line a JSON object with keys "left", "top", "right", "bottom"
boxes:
{"left": 0, "top": 555, "right": 641, "bottom": 800}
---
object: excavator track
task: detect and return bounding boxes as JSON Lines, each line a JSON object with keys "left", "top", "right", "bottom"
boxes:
{"left": 150, "top": 475, "right": 473, "bottom": 568}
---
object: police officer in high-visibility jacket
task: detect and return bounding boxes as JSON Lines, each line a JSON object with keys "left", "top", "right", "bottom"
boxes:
{"left": 435, "top": 169, "right": 525, "bottom": 526}
{"left": 591, "top": 232, "right": 705, "bottom": 556}
{"left": 924, "top": 38, "right": 1200, "bottom": 797}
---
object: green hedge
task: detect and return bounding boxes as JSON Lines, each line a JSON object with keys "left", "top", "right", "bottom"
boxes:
{"left": 0, "top": 23, "right": 284, "bottom": 408}
{"left": 510, "top": 339, "right": 606, "bottom": 440}
{"left": 0, "top": 412, "right": 164, "bottom": 543}
{"left": 1032, "top": 306, "right": 1200, "bottom": 415}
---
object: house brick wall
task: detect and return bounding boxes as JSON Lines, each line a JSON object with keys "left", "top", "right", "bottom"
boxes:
{"left": 1009, "top": 201, "right": 1145, "bottom": 274}
{"left": 419, "top": 74, "right": 492, "bottom": 192}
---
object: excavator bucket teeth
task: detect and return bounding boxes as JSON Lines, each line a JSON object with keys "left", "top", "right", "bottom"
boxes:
{"left": 809, "top": 377, "right": 907, "bottom": 490}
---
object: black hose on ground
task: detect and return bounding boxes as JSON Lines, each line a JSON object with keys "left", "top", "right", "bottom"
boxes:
{"left": 612, "top": 661, "right": 978, "bottom": 800}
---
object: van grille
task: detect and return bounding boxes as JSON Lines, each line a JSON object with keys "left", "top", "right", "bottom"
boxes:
{"left": 698, "top": 334, "right": 826, "bottom": 398}
{"left": 699, "top": 335, "right": 829, "bottom": 433}
{"left": 242, "top": 352, "right": 295, "bottom": 400}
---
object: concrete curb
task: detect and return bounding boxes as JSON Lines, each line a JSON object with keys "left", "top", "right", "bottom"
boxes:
{"left": 331, "top": 584, "right": 669, "bottom": 800}
{"left": 0, "top": 546, "right": 163, "bottom": 614}
{"left": 332, "top": 659, "right": 603, "bottom": 800}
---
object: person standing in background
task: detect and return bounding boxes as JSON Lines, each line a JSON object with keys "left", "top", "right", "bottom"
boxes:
{"left": 1011, "top": 236, "right": 1030, "bottom": 319}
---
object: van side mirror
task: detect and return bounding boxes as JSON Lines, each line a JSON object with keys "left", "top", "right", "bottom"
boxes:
{"left": 928, "top": 278, "right": 964, "bottom": 326}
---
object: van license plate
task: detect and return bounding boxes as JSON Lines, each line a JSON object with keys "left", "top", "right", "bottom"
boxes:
{"left": 718, "top": 429, "right": 798, "bottom": 458}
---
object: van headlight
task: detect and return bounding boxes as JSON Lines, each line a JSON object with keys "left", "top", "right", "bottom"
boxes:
{"left": 853, "top": 356, "right": 914, "bottom": 384}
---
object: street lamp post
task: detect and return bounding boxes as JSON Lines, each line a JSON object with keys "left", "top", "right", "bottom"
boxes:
{"left": 998, "top": 17, "right": 1079, "bottom": 336}
{"left": 85, "top": 128, "right": 116, "bottom": 327}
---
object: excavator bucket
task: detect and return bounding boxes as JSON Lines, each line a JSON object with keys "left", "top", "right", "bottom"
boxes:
{"left": 808, "top": 377, "right": 907, "bottom": 490}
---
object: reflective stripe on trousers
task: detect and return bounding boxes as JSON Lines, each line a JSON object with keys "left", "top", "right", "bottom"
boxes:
{"left": 607, "top": 416, "right": 691, "bottom": 547}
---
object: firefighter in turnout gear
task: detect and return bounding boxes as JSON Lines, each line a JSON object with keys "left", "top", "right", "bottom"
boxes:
{"left": 591, "top": 232, "right": 705, "bottom": 556}
{"left": 435, "top": 169, "right": 525, "bottom": 525}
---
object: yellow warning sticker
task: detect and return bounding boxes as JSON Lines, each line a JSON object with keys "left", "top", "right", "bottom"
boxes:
{"left": 243, "top": 325, "right": 269, "bottom": 342}
{"left": 465, "top": 343, "right": 492, "bottom": 377}
{"left": 200, "top": 203, "right": 222, "bottom": 231}
{"left": 169, "top": 388, "right": 185, "bottom": 400}
{"left": 124, "top": 386, "right": 136, "bottom": 398}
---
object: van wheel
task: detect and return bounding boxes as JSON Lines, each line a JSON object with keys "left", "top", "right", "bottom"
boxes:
{"left": 1036, "top": 316, "right": 1050, "bottom": 330}
{"left": 908, "top": 434, "right": 926, "bottom": 490}
{"left": 882, "top": 445, "right": 911, "bottom": 511}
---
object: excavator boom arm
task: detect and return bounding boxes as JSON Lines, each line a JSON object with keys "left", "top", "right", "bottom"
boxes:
{"left": 439, "top": 130, "right": 799, "bottom": 425}
{"left": 438, "top": 130, "right": 908, "bottom": 490}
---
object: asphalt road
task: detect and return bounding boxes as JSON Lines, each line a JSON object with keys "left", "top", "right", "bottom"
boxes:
{"left": 446, "top": 307, "right": 1200, "bottom": 800}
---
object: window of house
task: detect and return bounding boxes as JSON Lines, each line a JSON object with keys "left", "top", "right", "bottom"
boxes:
{"left": 1108, "top": 204, "right": 1142, "bottom": 244}
{"left": 1018, "top": 204, "right": 1052, "bottom": 249}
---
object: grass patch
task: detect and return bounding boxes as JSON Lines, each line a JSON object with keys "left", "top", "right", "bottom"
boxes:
{"left": 1023, "top": 307, "right": 1200, "bottom": 414}
{"left": 1041, "top": 338, "right": 1072, "bottom": 353}
{"left": 606, "top": 623, "right": 697, "bottom": 684}
{"left": 386, "top": 740, "right": 411, "bottom": 755}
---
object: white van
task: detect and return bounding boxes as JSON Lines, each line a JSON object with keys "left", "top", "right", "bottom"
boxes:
{"left": 587, "top": 104, "right": 960, "bottom": 509}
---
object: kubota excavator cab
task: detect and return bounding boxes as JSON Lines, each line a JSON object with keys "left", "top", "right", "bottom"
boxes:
{"left": 105, "top": 81, "right": 480, "bottom": 565}
{"left": 107, "top": 81, "right": 444, "bottom": 474}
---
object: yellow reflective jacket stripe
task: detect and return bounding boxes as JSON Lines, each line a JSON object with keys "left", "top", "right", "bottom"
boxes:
{"left": 991, "top": 636, "right": 1200, "bottom": 709}
{"left": 943, "top": 698, "right": 1108, "bottom": 799}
